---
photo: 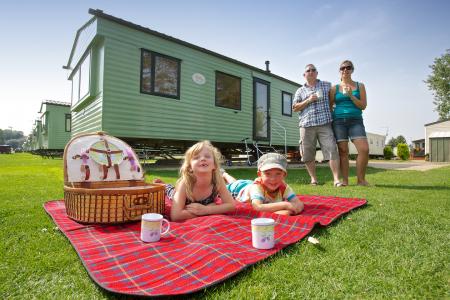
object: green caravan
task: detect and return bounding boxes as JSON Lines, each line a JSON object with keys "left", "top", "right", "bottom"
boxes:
{"left": 64, "top": 9, "right": 301, "bottom": 159}
{"left": 29, "top": 101, "right": 71, "bottom": 152}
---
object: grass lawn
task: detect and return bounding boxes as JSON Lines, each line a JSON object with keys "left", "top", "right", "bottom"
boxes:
{"left": 1, "top": 153, "right": 449, "bottom": 299}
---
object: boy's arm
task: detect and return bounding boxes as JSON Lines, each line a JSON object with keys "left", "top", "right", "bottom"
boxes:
{"left": 249, "top": 184, "right": 296, "bottom": 213}
{"left": 289, "top": 197, "right": 304, "bottom": 214}
{"left": 251, "top": 199, "right": 296, "bottom": 213}
{"left": 284, "top": 185, "right": 304, "bottom": 214}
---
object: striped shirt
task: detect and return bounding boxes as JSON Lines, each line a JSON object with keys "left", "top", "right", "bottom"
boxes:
{"left": 293, "top": 80, "right": 332, "bottom": 127}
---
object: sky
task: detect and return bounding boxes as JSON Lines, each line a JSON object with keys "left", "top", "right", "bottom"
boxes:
{"left": 1, "top": 0, "right": 449, "bottom": 143}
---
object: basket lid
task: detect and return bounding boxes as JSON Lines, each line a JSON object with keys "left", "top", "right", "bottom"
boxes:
{"left": 64, "top": 132, "right": 144, "bottom": 184}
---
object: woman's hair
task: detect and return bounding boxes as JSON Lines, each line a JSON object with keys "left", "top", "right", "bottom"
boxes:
{"left": 339, "top": 60, "right": 354, "bottom": 81}
{"left": 177, "top": 140, "right": 223, "bottom": 200}
{"left": 340, "top": 60, "right": 354, "bottom": 70}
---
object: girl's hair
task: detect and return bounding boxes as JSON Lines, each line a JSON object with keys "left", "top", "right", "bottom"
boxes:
{"left": 340, "top": 60, "right": 354, "bottom": 70}
{"left": 177, "top": 140, "right": 223, "bottom": 200}
{"left": 339, "top": 60, "right": 354, "bottom": 81}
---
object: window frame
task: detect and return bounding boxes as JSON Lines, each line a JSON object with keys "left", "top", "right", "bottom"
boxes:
{"left": 140, "top": 49, "right": 181, "bottom": 100}
{"left": 71, "top": 51, "right": 91, "bottom": 105}
{"left": 65, "top": 114, "right": 72, "bottom": 132}
{"left": 281, "top": 91, "right": 293, "bottom": 117}
{"left": 41, "top": 112, "right": 48, "bottom": 133}
{"left": 215, "top": 71, "right": 242, "bottom": 110}
{"left": 79, "top": 52, "right": 91, "bottom": 101}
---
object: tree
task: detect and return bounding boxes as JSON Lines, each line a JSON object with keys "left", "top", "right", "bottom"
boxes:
{"left": 397, "top": 143, "right": 410, "bottom": 160}
{"left": 383, "top": 146, "right": 393, "bottom": 160}
{"left": 396, "top": 135, "right": 406, "bottom": 145}
{"left": 387, "top": 137, "right": 397, "bottom": 148}
{"left": 1, "top": 129, "right": 25, "bottom": 149}
{"left": 425, "top": 49, "right": 450, "bottom": 120}
{"left": 387, "top": 135, "right": 407, "bottom": 148}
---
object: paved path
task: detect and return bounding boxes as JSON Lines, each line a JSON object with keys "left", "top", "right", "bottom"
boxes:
{"left": 146, "top": 160, "right": 449, "bottom": 171}
{"left": 351, "top": 160, "right": 450, "bottom": 171}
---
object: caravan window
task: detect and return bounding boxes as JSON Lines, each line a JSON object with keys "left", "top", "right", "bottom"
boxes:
{"left": 71, "top": 52, "right": 91, "bottom": 104}
{"left": 215, "top": 71, "right": 241, "bottom": 110}
{"left": 140, "top": 49, "right": 181, "bottom": 99}
{"left": 41, "top": 113, "right": 48, "bottom": 132}
{"left": 282, "top": 91, "right": 292, "bottom": 116}
{"left": 65, "top": 114, "right": 72, "bottom": 132}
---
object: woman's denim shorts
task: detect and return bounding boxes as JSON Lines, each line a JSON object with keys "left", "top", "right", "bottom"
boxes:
{"left": 332, "top": 118, "right": 367, "bottom": 142}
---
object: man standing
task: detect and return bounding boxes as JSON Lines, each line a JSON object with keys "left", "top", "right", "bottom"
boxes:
{"left": 292, "top": 64, "right": 342, "bottom": 186}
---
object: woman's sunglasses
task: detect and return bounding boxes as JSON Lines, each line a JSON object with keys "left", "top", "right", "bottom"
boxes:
{"left": 340, "top": 66, "right": 353, "bottom": 71}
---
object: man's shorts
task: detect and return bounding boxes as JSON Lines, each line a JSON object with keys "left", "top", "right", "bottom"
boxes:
{"left": 299, "top": 124, "right": 339, "bottom": 162}
{"left": 332, "top": 118, "right": 367, "bottom": 142}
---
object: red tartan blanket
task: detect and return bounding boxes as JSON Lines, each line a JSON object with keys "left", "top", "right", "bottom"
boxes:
{"left": 44, "top": 195, "right": 366, "bottom": 296}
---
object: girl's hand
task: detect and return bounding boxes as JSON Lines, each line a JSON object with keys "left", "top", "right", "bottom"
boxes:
{"left": 185, "top": 203, "right": 210, "bottom": 215}
{"left": 343, "top": 86, "right": 351, "bottom": 96}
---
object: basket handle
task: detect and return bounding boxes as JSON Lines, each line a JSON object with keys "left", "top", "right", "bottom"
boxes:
{"left": 123, "top": 193, "right": 154, "bottom": 221}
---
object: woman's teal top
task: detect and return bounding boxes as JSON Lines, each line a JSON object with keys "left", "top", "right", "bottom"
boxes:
{"left": 333, "top": 82, "right": 363, "bottom": 119}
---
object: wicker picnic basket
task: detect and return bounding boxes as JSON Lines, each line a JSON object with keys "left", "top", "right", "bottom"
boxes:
{"left": 63, "top": 132, "right": 165, "bottom": 224}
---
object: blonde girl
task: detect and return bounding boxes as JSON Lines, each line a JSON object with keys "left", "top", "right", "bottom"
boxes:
{"left": 163, "top": 141, "right": 235, "bottom": 221}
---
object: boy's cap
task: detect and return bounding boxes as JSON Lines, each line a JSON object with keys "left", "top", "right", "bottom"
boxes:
{"left": 257, "top": 153, "right": 287, "bottom": 172}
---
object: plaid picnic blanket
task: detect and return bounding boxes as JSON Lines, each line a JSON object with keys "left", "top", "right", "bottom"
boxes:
{"left": 44, "top": 195, "right": 366, "bottom": 296}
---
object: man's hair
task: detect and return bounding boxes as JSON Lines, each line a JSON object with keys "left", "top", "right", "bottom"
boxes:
{"left": 304, "top": 64, "right": 316, "bottom": 70}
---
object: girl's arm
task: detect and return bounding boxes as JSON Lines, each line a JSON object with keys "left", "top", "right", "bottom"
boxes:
{"left": 185, "top": 180, "right": 236, "bottom": 216}
{"left": 170, "top": 181, "right": 198, "bottom": 221}
{"left": 350, "top": 82, "right": 367, "bottom": 110}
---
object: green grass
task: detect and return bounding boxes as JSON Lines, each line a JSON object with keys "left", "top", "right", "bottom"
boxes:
{"left": 1, "top": 153, "right": 449, "bottom": 299}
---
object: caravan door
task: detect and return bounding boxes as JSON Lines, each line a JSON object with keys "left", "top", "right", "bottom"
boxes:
{"left": 253, "top": 78, "right": 270, "bottom": 141}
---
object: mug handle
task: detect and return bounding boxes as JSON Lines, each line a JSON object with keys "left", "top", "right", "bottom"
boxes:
{"left": 160, "top": 218, "right": 170, "bottom": 236}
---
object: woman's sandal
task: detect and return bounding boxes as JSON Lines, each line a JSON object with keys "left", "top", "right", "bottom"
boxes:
{"left": 310, "top": 182, "right": 319, "bottom": 186}
{"left": 334, "top": 182, "right": 345, "bottom": 187}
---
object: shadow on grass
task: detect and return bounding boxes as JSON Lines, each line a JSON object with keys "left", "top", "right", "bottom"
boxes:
{"left": 375, "top": 184, "right": 450, "bottom": 191}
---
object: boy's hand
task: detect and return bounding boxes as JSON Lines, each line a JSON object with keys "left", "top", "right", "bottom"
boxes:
{"left": 185, "top": 203, "right": 209, "bottom": 215}
{"left": 291, "top": 201, "right": 304, "bottom": 214}
{"left": 284, "top": 200, "right": 303, "bottom": 215}
{"left": 284, "top": 202, "right": 297, "bottom": 213}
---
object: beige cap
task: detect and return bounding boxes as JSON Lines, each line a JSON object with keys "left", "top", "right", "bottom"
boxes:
{"left": 257, "top": 153, "right": 287, "bottom": 172}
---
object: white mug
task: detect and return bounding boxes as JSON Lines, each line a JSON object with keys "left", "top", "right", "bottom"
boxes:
{"left": 251, "top": 218, "right": 275, "bottom": 249}
{"left": 343, "top": 86, "right": 351, "bottom": 96}
{"left": 140, "top": 213, "right": 170, "bottom": 242}
{"left": 315, "top": 89, "right": 323, "bottom": 100}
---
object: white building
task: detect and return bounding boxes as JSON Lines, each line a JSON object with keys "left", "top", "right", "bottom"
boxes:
{"left": 315, "top": 131, "right": 386, "bottom": 161}
{"left": 349, "top": 132, "right": 385, "bottom": 156}
{"left": 424, "top": 119, "right": 450, "bottom": 162}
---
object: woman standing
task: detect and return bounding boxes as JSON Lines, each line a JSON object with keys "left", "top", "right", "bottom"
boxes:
{"left": 330, "top": 60, "right": 369, "bottom": 186}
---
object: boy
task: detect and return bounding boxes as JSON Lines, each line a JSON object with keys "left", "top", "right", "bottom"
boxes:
{"left": 223, "top": 153, "right": 304, "bottom": 215}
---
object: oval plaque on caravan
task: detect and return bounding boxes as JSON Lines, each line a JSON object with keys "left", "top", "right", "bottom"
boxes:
{"left": 192, "top": 73, "right": 206, "bottom": 85}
